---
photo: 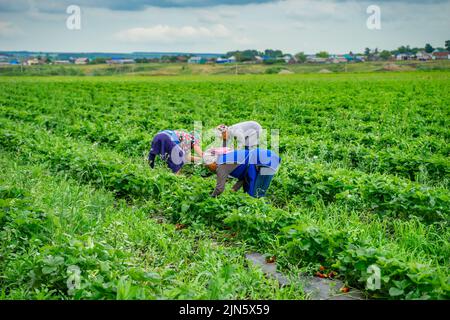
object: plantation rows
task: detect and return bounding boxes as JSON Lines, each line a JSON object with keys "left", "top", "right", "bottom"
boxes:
{"left": 1, "top": 159, "right": 302, "bottom": 299}
{"left": 274, "top": 163, "right": 449, "bottom": 224}
{"left": 1, "top": 78, "right": 448, "bottom": 189}
{"left": 2, "top": 103, "right": 449, "bottom": 188}
{"left": 291, "top": 140, "right": 449, "bottom": 186}
{"left": 1, "top": 74, "right": 449, "bottom": 300}
{"left": 1, "top": 116, "right": 448, "bottom": 225}
{"left": 0, "top": 117, "right": 448, "bottom": 299}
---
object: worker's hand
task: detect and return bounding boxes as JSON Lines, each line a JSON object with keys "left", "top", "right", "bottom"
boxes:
{"left": 222, "top": 131, "right": 228, "bottom": 141}
{"left": 193, "top": 144, "right": 203, "bottom": 157}
{"left": 206, "top": 163, "right": 218, "bottom": 172}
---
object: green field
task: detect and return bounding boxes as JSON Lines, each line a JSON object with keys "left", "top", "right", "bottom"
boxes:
{"left": 0, "top": 72, "right": 449, "bottom": 300}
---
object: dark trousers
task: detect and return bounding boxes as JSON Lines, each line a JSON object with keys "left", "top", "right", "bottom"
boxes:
{"left": 253, "top": 174, "right": 274, "bottom": 198}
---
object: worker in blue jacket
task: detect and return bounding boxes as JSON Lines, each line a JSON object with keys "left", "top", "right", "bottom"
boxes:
{"left": 204, "top": 148, "right": 281, "bottom": 198}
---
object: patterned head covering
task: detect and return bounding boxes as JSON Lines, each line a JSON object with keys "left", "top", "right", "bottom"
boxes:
{"left": 190, "top": 130, "right": 201, "bottom": 143}
{"left": 216, "top": 124, "right": 228, "bottom": 133}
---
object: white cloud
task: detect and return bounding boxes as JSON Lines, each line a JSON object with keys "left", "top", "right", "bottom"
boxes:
{"left": 115, "top": 24, "right": 232, "bottom": 43}
{"left": 292, "top": 21, "right": 308, "bottom": 30}
{"left": 0, "top": 0, "right": 448, "bottom": 53}
{"left": 283, "top": 0, "right": 359, "bottom": 22}
{"left": 0, "top": 21, "right": 21, "bottom": 37}
{"left": 196, "top": 9, "right": 238, "bottom": 24}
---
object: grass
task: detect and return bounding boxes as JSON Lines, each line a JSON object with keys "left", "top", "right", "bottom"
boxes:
{"left": 1, "top": 60, "right": 450, "bottom": 77}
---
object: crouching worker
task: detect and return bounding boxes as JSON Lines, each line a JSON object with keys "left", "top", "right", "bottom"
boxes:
{"left": 148, "top": 131, "right": 185, "bottom": 174}
{"left": 148, "top": 129, "right": 203, "bottom": 174}
{"left": 204, "top": 148, "right": 281, "bottom": 198}
{"left": 216, "top": 121, "right": 262, "bottom": 150}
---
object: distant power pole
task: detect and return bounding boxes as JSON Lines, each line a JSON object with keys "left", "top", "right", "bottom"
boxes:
{"left": 235, "top": 63, "right": 238, "bottom": 75}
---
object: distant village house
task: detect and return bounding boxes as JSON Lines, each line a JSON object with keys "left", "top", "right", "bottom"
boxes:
{"left": 280, "top": 55, "right": 297, "bottom": 64}
{"left": 416, "top": 51, "right": 433, "bottom": 61}
{"left": 74, "top": 57, "right": 89, "bottom": 65}
{"left": 216, "top": 56, "right": 236, "bottom": 64}
{"left": 25, "top": 58, "right": 41, "bottom": 66}
{"left": 432, "top": 51, "right": 450, "bottom": 60}
{"left": 396, "top": 53, "right": 412, "bottom": 61}
{"left": 106, "top": 58, "right": 135, "bottom": 64}
{"left": 306, "top": 55, "right": 327, "bottom": 63}
{"left": 54, "top": 60, "right": 71, "bottom": 65}
{"left": 188, "top": 56, "right": 206, "bottom": 64}
{"left": 331, "top": 56, "right": 348, "bottom": 64}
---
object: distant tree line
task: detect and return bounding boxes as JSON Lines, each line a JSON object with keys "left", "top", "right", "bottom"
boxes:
{"left": 104, "top": 40, "right": 450, "bottom": 65}
{"left": 225, "top": 40, "right": 450, "bottom": 63}
{"left": 11, "top": 40, "right": 449, "bottom": 66}
{"left": 225, "top": 49, "right": 284, "bottom": 62}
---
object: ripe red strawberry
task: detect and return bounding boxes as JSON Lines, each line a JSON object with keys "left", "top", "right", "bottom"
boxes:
{"left": 315, "top": 272, "right": 326, "bottom": 278}
{"left": 340, "top": 286, "right": 350, "bottom": 293}
{"left": 175, "top": 223, "right": 186, "bottom": 230}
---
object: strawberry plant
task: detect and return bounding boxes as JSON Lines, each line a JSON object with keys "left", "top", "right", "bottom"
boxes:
{"left": 1, "top": 72, "right": 449, "bottom": 300}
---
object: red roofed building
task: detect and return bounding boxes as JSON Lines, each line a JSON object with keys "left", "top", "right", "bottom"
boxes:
{"left": 432, "top": 51, "right": 450, "bottom": 60}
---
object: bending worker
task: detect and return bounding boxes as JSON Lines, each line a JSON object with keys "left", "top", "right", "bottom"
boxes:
{"left": 204, "top": 148, "right": 281, "bottom": 198}
{"left": 216, "top": 121, "right": 262, "bottom": 149}
{"left": 148, "top": 129, "right": 203, "bottom": 174}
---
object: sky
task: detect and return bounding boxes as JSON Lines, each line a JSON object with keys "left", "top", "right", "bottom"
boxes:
{"left": 0, "top": 0, "right": 449, "bottom": 54}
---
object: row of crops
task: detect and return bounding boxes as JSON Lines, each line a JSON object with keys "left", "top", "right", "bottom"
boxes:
{"left": 1, "top": 156, "right": 305, "bottom": 299}
{"left": 1, "top": 73, "right": 449, "bottom": 299}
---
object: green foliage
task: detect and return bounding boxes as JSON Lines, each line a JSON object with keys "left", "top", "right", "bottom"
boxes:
{"left": 294, "top": 52, "right": 307, "bottom": 63}
{"left": 397, "top": 45, "right": 412, "bottom": 54}
{"left": 226, "top": 50, "right": 261, "bottom": 61}
{"left": 316, "top": 51, "right": 330, "bottom": 58}
{"left": 265, "top": 66, "right": 285, "bottom": 74}
{"left": 0, "top": 73, "right": 449, "bottom": 300}
{"left": 280, "top": 224, "right": 449, "bottom": 299}
{"left": 264, "top": 49, "right": 283, "bottom": 58}
{"left": 380, "top": 50, "right": 392, "bottom": 61}
{"left": 1, "top": 157, "right": 305, "bottom": 300}
{"left": 274, "top": 162, "right": 449, "bottom": 224}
